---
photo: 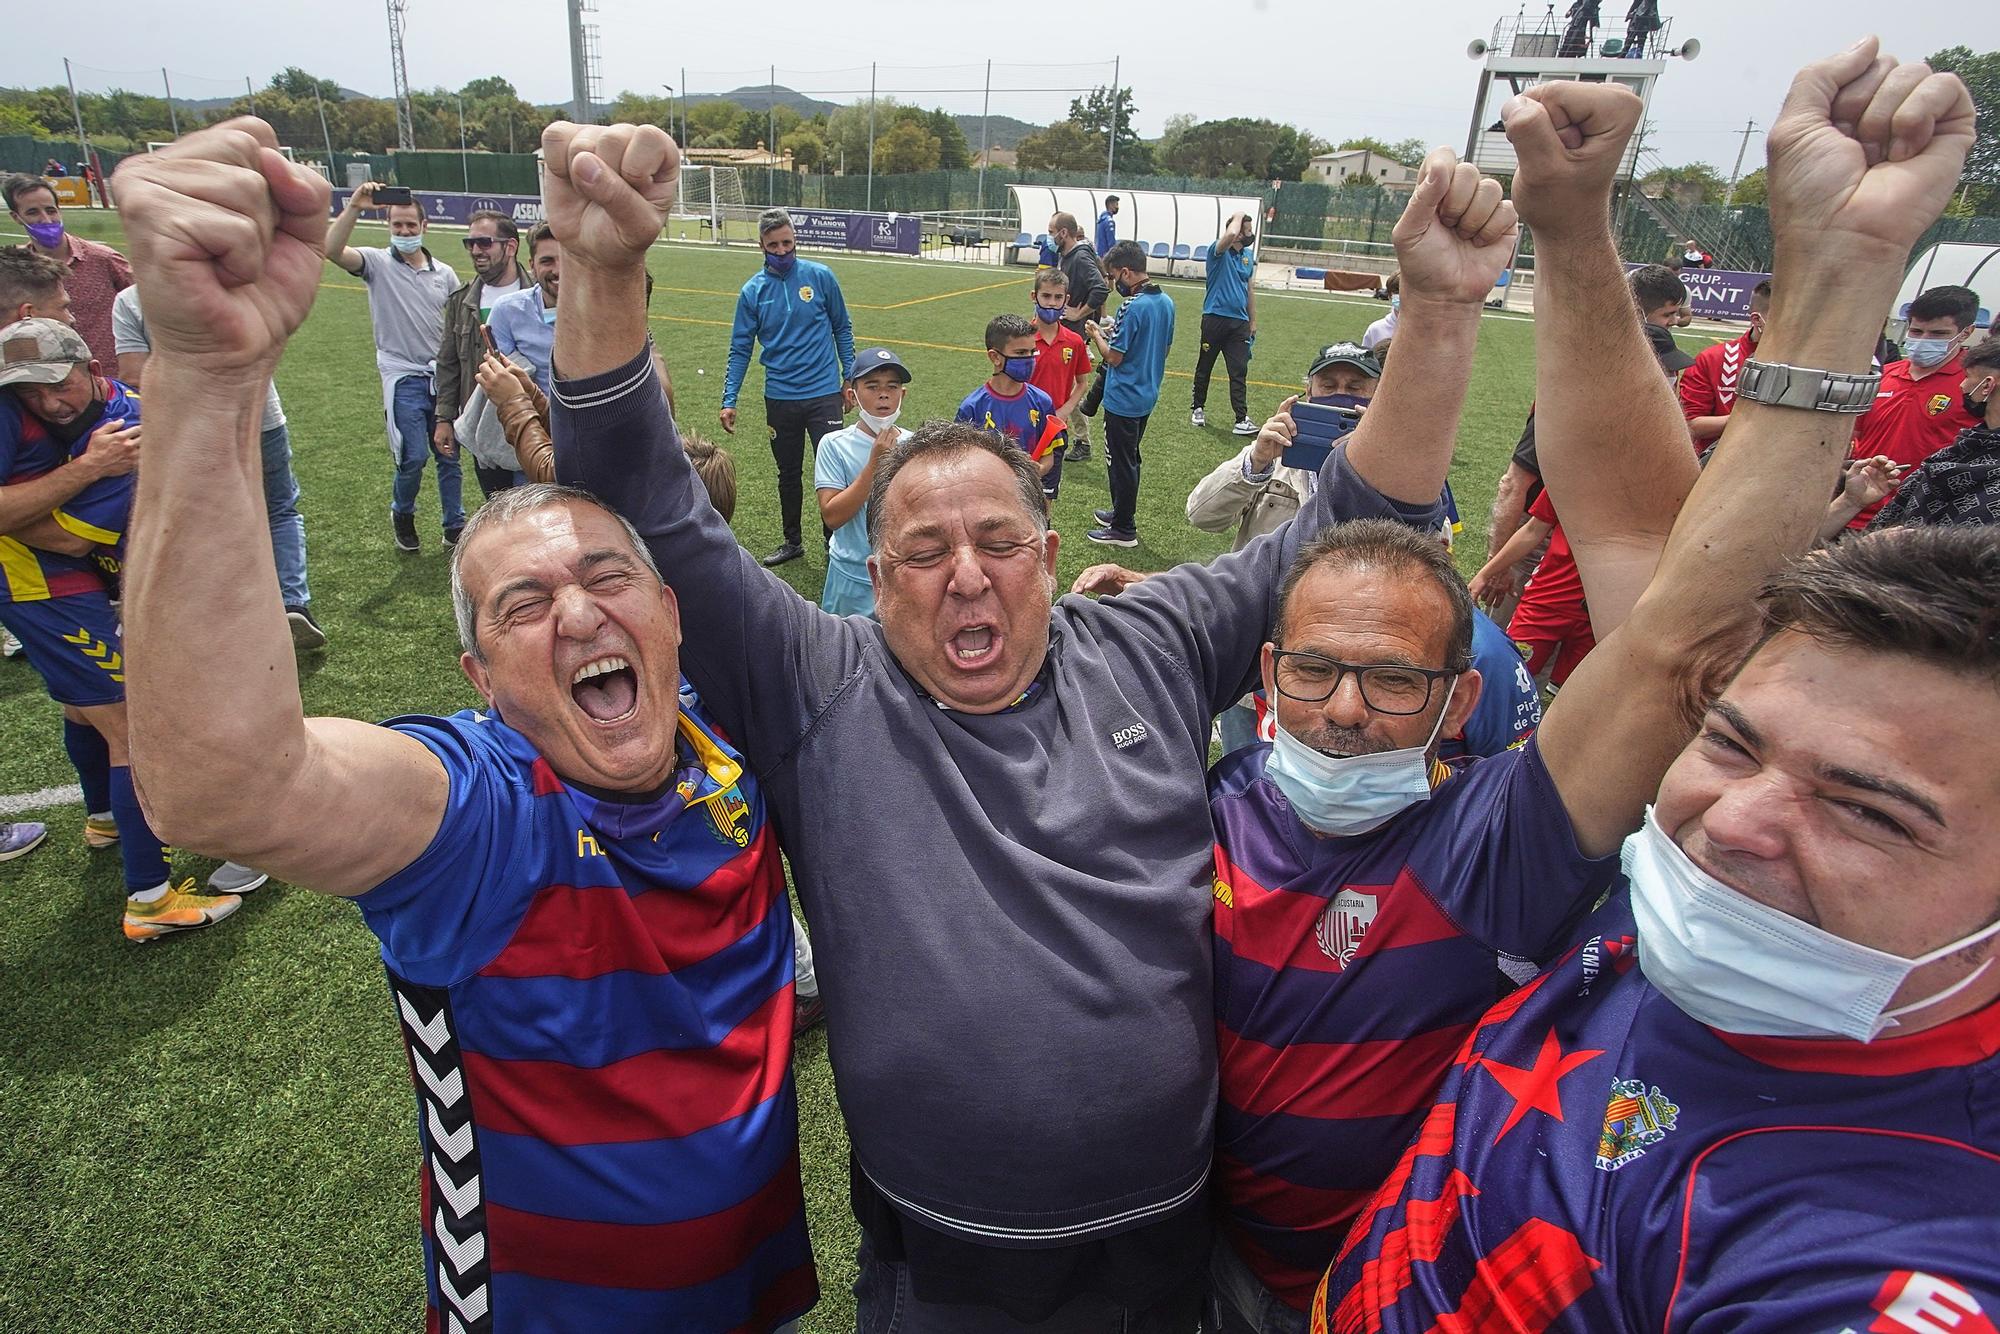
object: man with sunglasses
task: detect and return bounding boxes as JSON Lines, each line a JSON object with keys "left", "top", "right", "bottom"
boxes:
{"left": 434, "top": 209, "right": 532, "bottom": 498}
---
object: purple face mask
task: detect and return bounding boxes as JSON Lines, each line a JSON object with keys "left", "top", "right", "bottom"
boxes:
{"left": 25, "top": 220, "right": 64, "bottom": 249}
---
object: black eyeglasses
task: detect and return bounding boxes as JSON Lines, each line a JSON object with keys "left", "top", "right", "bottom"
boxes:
{"left": 462, "top": 236, "right": 503, "bottom": 251}
{"left": 1270, "top": 649, "right": 1455, "bottom": 716}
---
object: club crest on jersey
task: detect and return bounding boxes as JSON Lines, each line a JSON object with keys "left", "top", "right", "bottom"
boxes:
{"left": 705, "top": 784, "right": 751, "bottom": 848}
{"left": 799, "top": 285, "right": 815, "bottom": 303}
{"left": 1595, "top": 1077, "right": 1678, "bottom": 1171}
{"left": 1928, "top": 393, "right": 1953, "bottom": 417}
{"left": 1315, "top": 890, "right": 1377, "bottom": 968}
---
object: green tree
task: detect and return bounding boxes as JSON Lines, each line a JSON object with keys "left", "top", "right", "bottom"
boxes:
{"left": 1927, "top": 46, "right": 1999, "bottom": 213}
{"left": 687, "top": 98, "right": 748, "bottom": 140}
{"left": 1068, "top": 85, "right": 1152, "bottom": 172}
{"left": 782, "top": 127, "right": 827, "bottom": 172}
{"left": 876, "top": 120, "right": 941, "bottom": 173}
{"left": 270, "top": 67, "right": 344, "bottom": 102}
{"left": 926, "top": 108, "right": 971, "bottom": 170}
{"left": 1726, "top": 166, "right": 1767, "bottom": 207}
{"left": 1164, "top": 118, "right": 1293, "bottom": 179}
{"left": 1388, "top": 137, "right": 1429, "bottom": 166}
{"left": 1268, "top": 126, "right": 1321, "bottom": 181}
{"left": 1015, "top": 121, "right": 1106, "bottom": 172}
{"left": 826, "top": 98, "right": 902, "bottom": 173}
{"left": 1640, "top": 161, "right": 1727, "bottom": 206}
{"left": 0, "top": 101, "right": 41, "bottom": 136}
{"left": 1336, "top": 136, "right": 1398, "bottom": 158}
{"left": 609, "top": 92, "right": 677, "bottom": 130}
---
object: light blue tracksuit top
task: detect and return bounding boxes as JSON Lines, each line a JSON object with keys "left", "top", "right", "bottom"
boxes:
{"left": 722, "top": 257, "right": 856, "bottom": 407}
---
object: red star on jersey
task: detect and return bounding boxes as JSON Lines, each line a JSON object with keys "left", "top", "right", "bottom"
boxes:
{"left": 1477, "top": 1028, "right": 1605, "bottom": 1143}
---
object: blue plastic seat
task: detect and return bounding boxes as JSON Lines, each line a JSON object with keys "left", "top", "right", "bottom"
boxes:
{"left": 1192, "top": 244, "right": 1211, "bottom": 263}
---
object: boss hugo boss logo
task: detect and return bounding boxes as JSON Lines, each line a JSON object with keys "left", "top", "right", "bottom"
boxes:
{"left": 1111, "top": 722, "right": 1149, "bottom": 749}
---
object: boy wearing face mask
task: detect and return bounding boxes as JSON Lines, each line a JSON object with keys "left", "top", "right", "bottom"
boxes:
{"left": 1868, "top": 338, "right": 2000, "bottom": 531}
{"left": 814, "top": 348, "right": 913, "bottom": 617}
{"left": 1842, "top": 283, "right": 1984, "bottom": 531}
{"left": 957, "top": 314, "right": 1068, "bottom": 499}
{"left": 1027, "top": 269, "right": 1093, "bottom": 455}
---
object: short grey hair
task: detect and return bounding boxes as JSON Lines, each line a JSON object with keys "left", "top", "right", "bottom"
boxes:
{"left": 448, "top": 483, "right": 663, "bottom": 659}
{"left": 758, "top": 208, "right": 793, "bottom": 238}
{"left": 864, "top": 420, "right": 1050, "bottom": 550}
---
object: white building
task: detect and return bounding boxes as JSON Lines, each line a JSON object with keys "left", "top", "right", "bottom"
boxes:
{"left": 1306, "top": 149, "right": 1419, "bottom": 187}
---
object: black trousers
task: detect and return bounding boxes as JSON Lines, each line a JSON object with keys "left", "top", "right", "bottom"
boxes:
{"left": 1191, "top": 313, "right": 1252, "bottom": 420}
{"left": 766, "top": 392, "right": 847, "bottom": 545}
{"left": 472, "top": 461, "right": 522, "bottom": 498}
{"left": 1104, "top": 410, "right": 1150, "bottom": 532}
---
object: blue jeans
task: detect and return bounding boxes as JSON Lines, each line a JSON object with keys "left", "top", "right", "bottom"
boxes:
{"left": 260, "top": 422, "right": 310, "bottom": 608}
{"left": 389, "top": 373, "right": 464, "bottom": 526}
{"left": 1204, "top": 1237, "right": 1307, "bottom": 1334}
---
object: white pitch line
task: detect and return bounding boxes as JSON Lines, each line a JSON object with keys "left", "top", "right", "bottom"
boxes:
{"left": 0, "top": 785, "right": 82, "bottom": 816}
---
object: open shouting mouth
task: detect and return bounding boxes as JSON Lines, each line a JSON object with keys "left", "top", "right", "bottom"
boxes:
{"left": 571, "top": 654, "right": 640, "bottom": 724}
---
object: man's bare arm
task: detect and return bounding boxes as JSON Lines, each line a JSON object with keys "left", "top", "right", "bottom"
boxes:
{"left": 116, "top": 119, "right": 446, "bottom": 896}
{"left": 117, "top": 349, "right": 148, "bottom": 388}
{"left": 323, "top": 181, "right": 376, "bottom": 276}
{"left": 1531, "top": 41, "right": 1975, "bottom": 857}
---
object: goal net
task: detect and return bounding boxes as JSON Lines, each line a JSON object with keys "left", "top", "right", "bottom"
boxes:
{"left": 672, "top": 165, "right": 745, "bottom": 240}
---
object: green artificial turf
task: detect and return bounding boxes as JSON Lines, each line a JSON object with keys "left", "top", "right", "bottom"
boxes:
{"left": 0, "top": 208, "right": 1590, "bottom": 1330}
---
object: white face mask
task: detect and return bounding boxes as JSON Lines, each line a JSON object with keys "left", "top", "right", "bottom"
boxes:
{"left": 389, "top": 232, "right": 425, "bottom": 254}
{"left": 857, "top": 405, "right": 901, "bottom": 434}
{"left": 1265, "top": 679, "right": 1455, "bottom": 838}
{"left": 1626, "top": 807, "right": 2000, "bottom": 1042}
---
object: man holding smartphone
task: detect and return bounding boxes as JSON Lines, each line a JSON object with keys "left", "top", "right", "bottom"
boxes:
{"left": 327, "top": 182, "right": 465, "bottom": 552}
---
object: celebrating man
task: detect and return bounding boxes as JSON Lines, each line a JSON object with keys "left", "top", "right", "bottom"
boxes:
{"left": 539, "top": 115, "right": 1512, "bottom": 1330}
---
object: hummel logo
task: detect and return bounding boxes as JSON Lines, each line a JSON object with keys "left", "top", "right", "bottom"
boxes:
{"left": 1111, "top": 722, "right": 1149, "bottom": 749}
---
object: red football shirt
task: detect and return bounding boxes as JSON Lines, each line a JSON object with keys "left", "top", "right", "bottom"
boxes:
{"left": 1030, "top": 322, "right": 1092, "bottom": 416}
{"left": 1679, "top": 332, "right": 1755, "bottom": 422}
{"left": 1847, "top": 353, "right": 1982, "bottom": 529}
{"left": 1508, "top": 489, "right": 1588, "bottom": 640}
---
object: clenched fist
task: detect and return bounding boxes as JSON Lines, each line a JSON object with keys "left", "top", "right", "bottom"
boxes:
{"left": 1502, "top": 82, "right": 1644, "bottom": 241}
{"left": 541, "top": 122, "right": 681, "bottom": 273}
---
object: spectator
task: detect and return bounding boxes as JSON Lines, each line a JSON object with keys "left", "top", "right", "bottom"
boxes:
{"left": 435, "top": 208, "right": 531, "bottom": 499}
{"left": 1320, "top": 42, "right": 1997, "bottom": 1332}
{"left": 1842, "top": 283, "right": 1984, "bottom": 530}
{"left": 1681, "top": 278, "right": 1771, "bottom": 448}
{"left": 1048, "top": 210, "right": 1108, "bottom": 462}
{"left": 0, "top": 316, "right": 265, "bottom": 935}
{"left": 1096, "top": 194, "right": 1119, "bottom": 257}
{"left": 118, "top": 126, "right": 820, "bottom": 1331}
{"left": 1362, "top": 273, "right": 1399, "bottom": 351}
{"left": 1868, "top": 338, "right": 2000, "bottom": 530}
{"left": 816, "top": 347, "right": 912, "bottom": 618}
{"left": 3, "top": 171, "right": 132, "bottom": 365}
{"left": 1627, "top": 262, "right": 1689, "bottom": 329}
{"left": 41, "top": 157, "right": 63, "bottom": 177}
{"left": 486, "top": 222, "right": 560, "bottom": 394}
{"left": 326, "top": 182, "right": 465, "bottom": 552}
{"left": 0, "top": 246, "right": 72, "bottom": 326}
{"left": 1085, "top": 238, "right": 1176, "bottom": 547}
{"left": 1025, "top": 267, "right": 1093, "bottom": 454}
{"left": 543, "top": 118, "right": 1511, "bottom": 1332}
{"left": 956, "top": 313, "right": 1066, "bottom": 497}
{"left": 720, "top": 207, "right": 855, "bottom": 568}
{"left": 1191, "top": 212, "right": 1260, "bottom": 436}
{"left": 111, "top": 286, "right": 324, "bottom": 649}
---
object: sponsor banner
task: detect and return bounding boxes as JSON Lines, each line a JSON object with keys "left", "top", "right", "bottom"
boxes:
{"left": 332, "top": 189, "right": 545, "bottom": 228}
{"left": 788, "top": 207, "right": 921, "bottom": 256}
{"left": 1626, "top": 263, "right": 1772, "bottom": 320}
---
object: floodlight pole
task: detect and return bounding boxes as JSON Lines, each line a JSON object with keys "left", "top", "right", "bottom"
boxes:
{"left": 456, "top": 93, "right": 469, "bottom": 191}
{"left": 769, "top": 65, "right": 777, "bottom": 207}
{"left": 977, "top": 59, "right": 991, "bottom": 213}
{"left": 681, "top": 66, "right": 688, "bottom": 146}
{"left": 866, "top": 63, "right": 877, "bottom": 212}
{"left": 161, "top": 69, "right": 180, "bottom": 137}
{"left": 1104, "top": 56, "right": 1120, "bottom": 190}
{"left": 314, "top": 84, "right": 336, "bottom": 176}
{"left": 62, "top": 58, "right": 91, "bottom": 185}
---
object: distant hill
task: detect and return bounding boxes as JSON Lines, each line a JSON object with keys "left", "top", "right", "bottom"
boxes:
{"left": 170, "top": 87, "right": 371, "bottom": 111}
{"left": 956, "top": 113, "right": 1040, "bottom": 151}
{"left": 685, "top": 85, "right": 842, "bottom": 119}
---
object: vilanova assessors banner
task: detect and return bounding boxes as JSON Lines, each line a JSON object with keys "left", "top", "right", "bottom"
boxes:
{"left": 330, "top": 191, "right": 923, "bottom": 256}
{"left": 1626, "top": 263, "right": 1773, "bottom": 321}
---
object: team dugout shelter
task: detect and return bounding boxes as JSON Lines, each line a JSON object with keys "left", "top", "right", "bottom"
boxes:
{"left": 1006, "top": 184, "right": 1264, "bottom": 279}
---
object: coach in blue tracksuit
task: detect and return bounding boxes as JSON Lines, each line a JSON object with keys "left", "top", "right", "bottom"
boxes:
{"left": 722, "top": 208, "right": 856, "bottom": 566}
{"left": 1095, "top": 195, "right": 1119, "bottom": 256}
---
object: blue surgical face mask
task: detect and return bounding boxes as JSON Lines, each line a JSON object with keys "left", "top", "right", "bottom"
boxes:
{"left": 1264, "top": 679, "right": 1456, "bottom": 837}
{"left": 1906, "top": 335, "right": 1959, "bottom": 369}
{"left": 1389, "top": 294, "right": 1401, "bottom": 312}
{"left": 1034, "top": 302, "right": 1065, "bottom": 324}
{"left": 389, "top": 232, "right": 425, "bottom": 254}
{"left": 1115, "top": 276, "right": 1141, "bottom": 297}
{"left": 765, "top": 250, "right": 797, "bottom": 277}
{"left": 1000, "top": 354, "right": 1036, "bottom": 382}
{"left": 540, "top": 303, "right": 558, "bottom": 325}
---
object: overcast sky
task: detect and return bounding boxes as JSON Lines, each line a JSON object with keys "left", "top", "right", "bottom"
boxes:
{"left": 3, "top": 2, "right": 1978, "bottom": 175}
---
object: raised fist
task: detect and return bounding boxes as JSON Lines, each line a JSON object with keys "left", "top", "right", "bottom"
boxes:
{"left": 112, "top": 118, "right": 330, "bottom": 375}
{"left": 1502, "top": 81, "right": 1644, "bottom": 240}
{"left": 541, "top": 122, "right": 680, "bottom": 272}
{"left": 1391, "top": 148, "right": 1517, "bottom": 306}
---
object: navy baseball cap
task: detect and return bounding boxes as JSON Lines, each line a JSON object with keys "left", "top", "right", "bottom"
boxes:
{"left": 1307, "top": 341, "right": 1381, "bottom": 380}
{"left": 849, "top": 347, "right": 911, "bottom": 383}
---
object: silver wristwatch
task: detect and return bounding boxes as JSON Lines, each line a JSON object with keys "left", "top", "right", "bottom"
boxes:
{"left": 1736, "top": 360, "right": 1881, "bottom": 414}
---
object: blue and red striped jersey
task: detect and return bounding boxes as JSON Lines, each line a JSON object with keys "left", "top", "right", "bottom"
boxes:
{"left": 1209, "top": 741, "right": 1613, "bottom": 1311}
{"left": 1316, "top": 895, "right": 2000, "bottom": 1334}
{"left": 356, "top": 693, "right": 816, "bottom": 1333}
{"left": 0, "top": 385, "right": 133, "bottom": 603}
{"left": 957, "top": 381, "right": 1066, "bottom": 459}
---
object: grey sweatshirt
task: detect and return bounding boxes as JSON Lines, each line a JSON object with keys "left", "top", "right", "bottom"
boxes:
{"left": 553, "top": 344, "right": 1440, "bottom": 1245}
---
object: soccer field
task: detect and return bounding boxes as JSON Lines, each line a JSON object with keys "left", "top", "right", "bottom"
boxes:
{"left": 0, "top": 209, "right": 1564, "bottom": 1330}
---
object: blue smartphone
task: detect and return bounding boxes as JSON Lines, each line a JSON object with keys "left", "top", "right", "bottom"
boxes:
{"left": 1283, "top": 401, "right": 1363, "bottom": 472}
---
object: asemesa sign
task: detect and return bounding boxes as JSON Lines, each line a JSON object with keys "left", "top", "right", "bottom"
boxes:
{"left": 1626, "top": 263, "right": 1773, "bottom": 321}
{"left": 331, "top": 189, "right": 546, "bottom": 227}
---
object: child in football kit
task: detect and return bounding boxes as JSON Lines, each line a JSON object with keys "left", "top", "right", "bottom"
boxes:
{"left": 957, "top": 314, "right": 1068, "bottom": 500}
{"left": 814, "top": 348, "right": 913, "bottom": 619}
